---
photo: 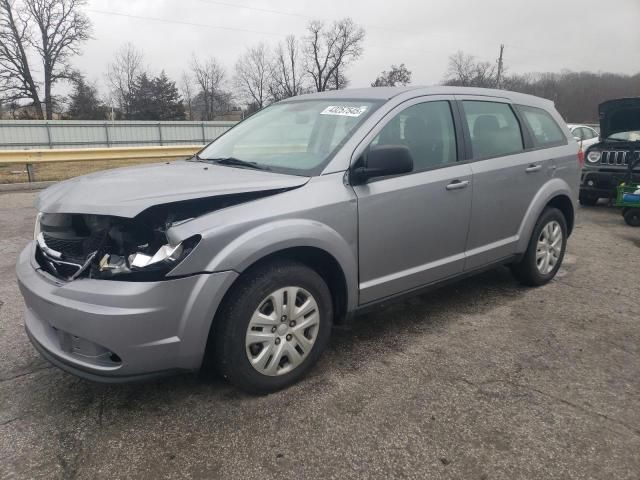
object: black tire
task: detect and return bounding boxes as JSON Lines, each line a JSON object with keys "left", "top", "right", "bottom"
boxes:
{"left": 579, "top": 193, "right": 598, "bottom": 206}
{"left": 212, "top": 260, "right": 333, "bottom": 394}
{"left": 511, "top": 207, "right": 568, "bottom": 287}
{"left": 623, "top": 208, "right": 640, "bottom": 227}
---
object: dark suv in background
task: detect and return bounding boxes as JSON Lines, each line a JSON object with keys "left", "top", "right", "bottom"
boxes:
{"left": 580, "top": 98, "right": 640, "bottom": 205}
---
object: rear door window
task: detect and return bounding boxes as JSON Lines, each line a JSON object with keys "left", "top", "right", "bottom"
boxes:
{"left": 518, "top": 105, "right": 567, "bottom": 148}
{"left": 462, "top": 101, "right": 524, "bottom": 159}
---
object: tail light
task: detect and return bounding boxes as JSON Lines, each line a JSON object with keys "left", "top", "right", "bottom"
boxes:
{"left": 577, "top": 148, "right": 585, "bottom": 168}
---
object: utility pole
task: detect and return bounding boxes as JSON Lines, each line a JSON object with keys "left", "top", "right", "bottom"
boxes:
{"left": 496, "top": 44, "right": 505, "bottom": 89}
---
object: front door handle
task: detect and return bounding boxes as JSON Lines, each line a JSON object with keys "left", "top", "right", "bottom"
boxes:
{"left": 446, "top": 180, "right": 470, "bottom": 191}
{"left": 525, "top": 164, "right": 542, "bottom": 173}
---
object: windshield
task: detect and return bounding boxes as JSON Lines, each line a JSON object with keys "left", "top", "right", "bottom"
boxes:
{"left": 608, "top": 131, "right": 640, "bottom": 141}
{"left": 198, "top": 99, "right": 381, "bottom": 175}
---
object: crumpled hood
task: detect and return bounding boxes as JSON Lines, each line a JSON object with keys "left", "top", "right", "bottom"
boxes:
{"left": 599, "top": 98, "right": 640, "bottom": 139}
{"left": 37, "top": 160, "right": 309, "bottom": 217}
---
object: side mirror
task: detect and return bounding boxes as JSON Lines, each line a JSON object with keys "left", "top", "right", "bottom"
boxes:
{"left": 352, "top": 145, "right": 414, "bottom": 183}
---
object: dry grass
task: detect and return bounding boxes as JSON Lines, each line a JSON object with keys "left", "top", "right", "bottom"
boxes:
{"left": 0, "top": 157, "right": 185, "bottom": 184}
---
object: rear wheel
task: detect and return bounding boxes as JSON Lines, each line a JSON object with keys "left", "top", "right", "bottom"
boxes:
{"left": 623, "top": 208, "right": 640, "bottom": 227}
{"left": 511, "top": 207, "right": 567, "bottom": 286}
{"left": 579, "top": 193, "right": 598, "bottom": 206}
{"left": 212, "top": 260, "right": 333, "bottom": 394}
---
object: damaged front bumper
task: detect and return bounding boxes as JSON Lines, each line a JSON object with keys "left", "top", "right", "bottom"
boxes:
{"left": 16, "top": 242, "right": 238, "bottom": 381}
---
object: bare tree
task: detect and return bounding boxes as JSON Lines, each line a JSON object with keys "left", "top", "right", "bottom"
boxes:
{"left": 25, "top": 0, "right": 91, "bottom": 119}
{"left": 234, "top": 43, "right": 270, "bottom": 110}
{"left": 190, "top": 55, "right": 226, "bottom": 120}
{"left": 269, "top": 35, "right": 306, "bottom": 100}
{"left": 304, "top": 18, "right": 365, "bottom": 92}
{"left": 107, "top": 43, "right": 144, "bottom": 119}
{"left": 444, "top": 51, "right": 497, "bottom": 88}
{"left": 372, "top": 63, "right": 412, "bottom": 87}
{"left": 0, "top": 0, "right": 90, "bottom": 119}
{"left": 0, "top": 0, "right": 42, "bottom": 116}
{"left": 180, "top": 72, "right": 195, "bottom": 120}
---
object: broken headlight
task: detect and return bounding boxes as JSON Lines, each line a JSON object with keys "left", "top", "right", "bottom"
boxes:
{"left": 95, "top": 235, "right": 200, "bottom": 281}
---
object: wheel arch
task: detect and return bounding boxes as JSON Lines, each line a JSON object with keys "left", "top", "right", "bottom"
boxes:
{"left": 228, "top": 246, "right": 350, "bottom": 324}
{"left": 547, "top": 194, "right": 575, "bottom": 235}
{"left": 201, "top": 245, "right": 351, "bottom": 372}
{"left": 516, "top": 179, "right": 576, "bottom": 253}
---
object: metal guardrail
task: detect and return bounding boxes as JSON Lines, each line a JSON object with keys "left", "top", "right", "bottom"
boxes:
{"left": 0, "top": 145, "right": 203, "bottom": 182}
{"left": 0, "top": 120, "right": 236, "bottom": 150}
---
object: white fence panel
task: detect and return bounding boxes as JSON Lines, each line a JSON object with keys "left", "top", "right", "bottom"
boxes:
{"left": 0, "top": 120, "right": 237, "bottom": 150}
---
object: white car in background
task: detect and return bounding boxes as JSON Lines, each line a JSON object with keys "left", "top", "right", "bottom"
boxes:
{"left": 568, "top": 124, "right": 600, "bottom": 151}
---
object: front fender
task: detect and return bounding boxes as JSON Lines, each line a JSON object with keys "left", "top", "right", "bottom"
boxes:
{"left": 170, "top": 218, "right": 359, "bottom": 311}
{"left": 516, "top": 177, "right": 576, "bottom": 253}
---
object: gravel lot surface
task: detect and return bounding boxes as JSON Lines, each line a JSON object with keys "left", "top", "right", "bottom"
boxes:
{"left": 1, "top": 191, "right": 639, "bottom": 479}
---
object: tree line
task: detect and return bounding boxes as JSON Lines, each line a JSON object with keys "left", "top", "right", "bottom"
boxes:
{"left": 443, "top": 51, "right": 640, "bottom": 123}
{"left": 1, "top": 0, "right": 638, "bottom": 123}
{"left": 0, "top": 0, "right": 373, "bottom": 120}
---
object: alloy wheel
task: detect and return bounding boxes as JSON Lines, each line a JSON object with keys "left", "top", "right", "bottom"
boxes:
{"left": 536, "top": 220, "right": 562, "bottom": 275}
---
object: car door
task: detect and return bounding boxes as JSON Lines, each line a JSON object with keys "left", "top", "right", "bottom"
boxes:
{"left": 352, "top": 97, "right": 473, "bottom": 304}
{"left": 456, "top": 96, "right": 549, "bottom": 270}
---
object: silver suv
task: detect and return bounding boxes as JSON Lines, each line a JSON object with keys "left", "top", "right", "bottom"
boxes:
{"left": 16, "top": 87, "right": 580, "bottom": 393}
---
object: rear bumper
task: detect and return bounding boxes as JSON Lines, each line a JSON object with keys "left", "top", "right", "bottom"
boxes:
{"left": 16, "top": 242, "right": 238, "bottom": 381}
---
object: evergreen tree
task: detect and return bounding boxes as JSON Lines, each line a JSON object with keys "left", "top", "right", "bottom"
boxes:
{"left": 130, "top": 71, "right": 185, "bottom": 120}
{"left": 67, "top": 74, "right": 107, "bottom": 120}
{"left": 130, "top": 73, "right": 156, "bottom": 120}
{"left": 154, "top": 71, "right": 185, "bottom": 120}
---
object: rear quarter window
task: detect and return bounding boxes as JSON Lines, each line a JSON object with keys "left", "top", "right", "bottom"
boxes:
{"left": 518, "top": 105, "right": 567, "bottom": 148}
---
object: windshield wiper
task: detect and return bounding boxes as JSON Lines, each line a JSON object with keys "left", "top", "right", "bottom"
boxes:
{"left": 206, "top": 157, "right": 271, "bottom": 171}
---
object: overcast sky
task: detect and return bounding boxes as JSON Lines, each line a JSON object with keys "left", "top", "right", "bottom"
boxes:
{"left": 74, "top": 0, "right": 640, "bottom": 99}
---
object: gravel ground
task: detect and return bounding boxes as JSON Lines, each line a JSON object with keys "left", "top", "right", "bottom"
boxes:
{"left": 1, "top": 191, "right": 639, "bottom": 480}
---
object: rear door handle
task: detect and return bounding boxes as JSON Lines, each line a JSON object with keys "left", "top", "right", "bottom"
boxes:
{"left": 525, "top": 164, "right": 542, "bottom": 173}
{"left": 446, "top": 180, "right": 470, "bottom": 191}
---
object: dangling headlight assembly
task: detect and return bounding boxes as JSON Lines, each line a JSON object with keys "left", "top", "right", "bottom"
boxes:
{"left": 95, "top": 235, "right": 201, "bottom": 281}
{"left": 33, "top": 212, "right": 201, "bottom": 282}
{"left": 586, "top": 151, "right": 601, "bottom": 164}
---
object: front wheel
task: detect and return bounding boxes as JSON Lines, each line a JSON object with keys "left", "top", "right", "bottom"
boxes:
{"left": 212, "top": 260, "right": 333, "bottom": 394}
{"left": 511, "top": 207, "right": 568, "bottom": 286}
{"left": 623, "top": 208, "right": 640, "bottom": 227}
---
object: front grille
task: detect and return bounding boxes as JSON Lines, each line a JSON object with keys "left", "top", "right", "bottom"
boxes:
{"left": 36, "top": 230, "right": 108, "bottom": 280}
{"left": 600, "top": 150, "right": 640, "bottom": 167}
{"left": 41, "top": 234, "right": 86, "bottom": 261}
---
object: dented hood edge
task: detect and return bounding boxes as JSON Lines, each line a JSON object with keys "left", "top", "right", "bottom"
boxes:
{"left": 35, "top": 161, "right": 311, "bottom": 218}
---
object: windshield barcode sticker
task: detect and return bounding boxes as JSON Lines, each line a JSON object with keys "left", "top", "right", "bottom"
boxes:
{"left": 320, "top": 105, "right": 368, "bottom": 117}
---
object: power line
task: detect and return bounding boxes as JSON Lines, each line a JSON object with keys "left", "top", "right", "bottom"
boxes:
{"left": 87, "top": 8, "right": 443, "bottom": 57}
{"left": 87, "top": 9, "right": 283, "bottom": 37}
{"left": 191, "top": 0, "right": 311, "bottom": 20}
{"left": 188, "top": 0, "right": 442, "bottom": 38}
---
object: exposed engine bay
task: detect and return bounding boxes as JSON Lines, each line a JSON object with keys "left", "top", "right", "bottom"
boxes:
{"left": 34, "top": 192, "right": 272, "bottom": 281}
